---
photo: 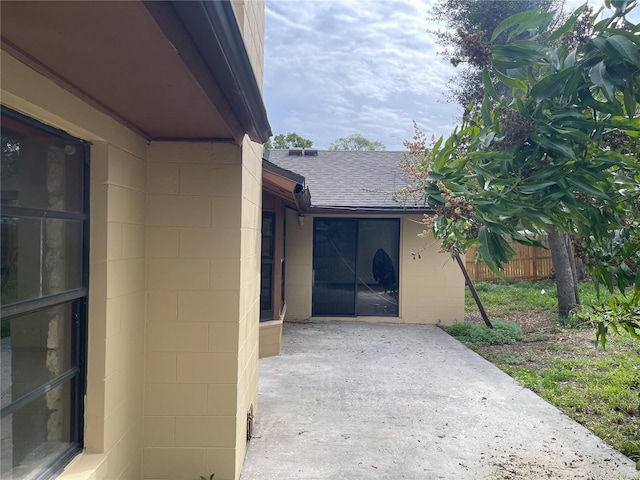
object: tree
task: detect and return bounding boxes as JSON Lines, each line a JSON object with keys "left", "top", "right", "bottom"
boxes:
{"left": 420, "top": 3, "right": 640, "bottom": 338}
{"left": 265, "top": 132, "right": 313, "bottom": 149}
{"left": 430, "top": 0, "right": 581, "bottom": 314}
{"left": 328, "top": 134, "right": 386, "bottom": 151}
{"left": 429, "top": 0, "right": 561, "bottom": 108}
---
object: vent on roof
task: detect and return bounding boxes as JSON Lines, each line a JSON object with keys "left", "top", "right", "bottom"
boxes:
{"left": 304, "top": 149, "right": 318, "bottom": 156}
{"left": 288, "top": 148, "right": 303, "bottom": 156}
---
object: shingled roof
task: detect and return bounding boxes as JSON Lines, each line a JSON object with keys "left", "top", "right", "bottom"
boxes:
{"left": 266, "top": 149, "right": 430, "bottom": 213}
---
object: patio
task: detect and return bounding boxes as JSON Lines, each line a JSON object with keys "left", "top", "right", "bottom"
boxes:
{"left": 241, "top": 321, "right": 638, "bottom": 479}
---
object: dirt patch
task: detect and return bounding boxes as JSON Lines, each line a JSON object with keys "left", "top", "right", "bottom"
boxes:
{"left": 463, "top": 310, "right": 612, "bottom": 371}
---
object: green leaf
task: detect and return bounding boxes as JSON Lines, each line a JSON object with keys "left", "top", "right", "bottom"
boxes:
{"left": 492, "top": 68, "right": 527, "bottom": 90}
{"left": 623, "top": 89, "right": 636, "bottom": 119}
{"left": 596, "top": 321, "right": 608, "bottom": 349}
{"left": 606, "top": 29, "right": 640, "bottom": 45}
{"left": 492, "top": 10, "right": 540, "bottom": 41}
{"left": 517, "top": 181, "right": 558, "bottom": 193}
{"left": 482, "top": 68, "right": 500, "bottom": 102}
{"left": 491, "top": 10, "right": 556, "bottom": 42}
{"left": 530, "top": 67, "right": 578, "bottom": 101}
{"left": 509, "top": 11, "right": 555, "bottom": 40}
{"left": 579, "top": 89, "right": 624, "bottom": 115}
{"left": 606, "top": 35, "right": 640, "bottom": 67}
{"left": 481, "top": 94, "right": 493, "bottom": 127}
{"left": 477, "top": 226, "right": 502, "bottom": 276}
{"left": 493, "top": 44, "right": 546, "bottom": 62}
{"left": 546, "top": 4, "right": 586, "bottom": 43}
{"left": 567, "top": 177, "right": 609, "bottom": 199}
{"left": 589, "top": 61, "right": 615, "bottom": 102}
{"left": 534, "top": 134, "right": 576, "bottom": 160}
{"left": 564, "top": 48, "right": 577, "bottom": 68}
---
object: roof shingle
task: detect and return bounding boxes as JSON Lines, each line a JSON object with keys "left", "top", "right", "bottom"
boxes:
{"left": 266, "top": 149, "right": 428, "bottom": 212}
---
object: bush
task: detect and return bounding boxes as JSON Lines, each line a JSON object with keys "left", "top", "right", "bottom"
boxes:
{"left": 447, "top": 319, "right": 523, "bottom": 346}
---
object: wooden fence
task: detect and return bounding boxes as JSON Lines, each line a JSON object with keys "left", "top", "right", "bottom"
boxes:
{"left": 464, "top": 237, "right": 553, "bottom": 281}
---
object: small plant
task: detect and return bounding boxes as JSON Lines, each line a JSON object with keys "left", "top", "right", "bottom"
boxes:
{"left": 592, "top": 285, "right": 640, "bottom": 348}
{"left": 200, "top": 475, "right": 214, "bottom": 480}
{"left": 447, "top": 319, "right": 522, "bottom": 346}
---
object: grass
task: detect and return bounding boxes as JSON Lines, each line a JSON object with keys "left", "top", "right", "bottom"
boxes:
{"left": 464, "top": 279, "right": 626, "bottom": 318}
{"left": 448, "top": 319, "right": 522, "bottom": 346}
{"left": 453, "top": 280, "right": 640, "bottom": 465}
{"left": 464, "top": 279, "right": 558, "bottom": 316}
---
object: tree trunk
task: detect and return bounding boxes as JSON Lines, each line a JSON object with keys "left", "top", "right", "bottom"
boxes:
{"left": 548, "top": 228, "right": 580, "bottom": 316}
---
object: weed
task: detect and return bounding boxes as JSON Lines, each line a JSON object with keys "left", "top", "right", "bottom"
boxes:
{"left": 521, "top": 332, "right": 551, "bottom": 342}
{"left": 448, "top": 319, "right": 522, "bottom": 346}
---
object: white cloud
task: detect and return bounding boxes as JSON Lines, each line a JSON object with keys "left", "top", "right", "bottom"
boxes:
{"left": 265, "top": 0, "right": 638, "bottom": 150}
{"left": 264, "top": 0, "right": 461, "bottom": 150}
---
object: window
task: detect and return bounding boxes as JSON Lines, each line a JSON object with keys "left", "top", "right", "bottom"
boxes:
{"left": 260, "top": 212, "right": 275, "bottom": 320}
{"left": 312, "top": 218, "right": 400, "bottom": 317}
{"left": 1, "top": 107, "right": 88, "bottom": 480}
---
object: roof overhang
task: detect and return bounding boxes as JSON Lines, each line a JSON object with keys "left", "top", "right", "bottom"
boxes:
{"left": 306, "top": 206, "right": 434, "bottom": 215}
{"left": 262, "top": 159, "right": 311, "bottom": 212}
{"left": 0, "top": 0, "right": 271, "bottom": 144}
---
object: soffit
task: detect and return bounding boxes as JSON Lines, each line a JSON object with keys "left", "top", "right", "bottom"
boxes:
{"left": 263, "top": 170, "right": 301, "bottom": 210}
{"left": 1, "top": 1, "right": 237, "bottom": 140}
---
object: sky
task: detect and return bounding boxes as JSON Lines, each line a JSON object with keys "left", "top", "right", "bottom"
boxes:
{"left": 264, "top": 0, "right": 458, "bottom": 151}
{"left": 263, "top": 0, "right": 633, "bottom": 152}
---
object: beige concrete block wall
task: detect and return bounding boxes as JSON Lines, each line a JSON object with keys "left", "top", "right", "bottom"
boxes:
{"left": 234, "top": 136, "right": 261, "bottom": 475}
{"left": 400, "top": 215, "right": 464, "bottom": 325}
{"left": 231, "top": 0, "right": 265, "bottom": 92}
{"left": 258, "top": 321, "right": 283, "bottom": 357}
{"left": 283, "top": 212, "right": 464, "bottom": 325}
{"left": 283, "top": 208, "right": 314, "bottom": 320}
{"left": 92, "top": 143, "right": 147, "bottom": 479}
{"left": 144, "top": 139, "right": 260, "bottom": 480}
{"left": 2, "top": 50, "right": 148, "bottom": 480}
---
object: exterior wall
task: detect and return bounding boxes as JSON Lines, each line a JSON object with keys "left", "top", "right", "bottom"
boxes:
{"left": 1, "top": 49, "right": 147, "bottom": 480}
{"left": 231, "top": 0, "right": 265, "bottom": 92}
{"left": 283, "top": 209, "right": 314, "bottom": 320}
{"left": 143, "top": 139, "right": 261, "bottom": 480}
{"left": 258, "top": 320, "right": 283, "bottom": 357}
{"left": 2, "top": 43, "right": 263, "bottom": 480}
{"left": 259, "top": 192, "right": 285, "bottom": 357}
{"left": 400, "top": 215, "right": 464, "bottom": 325}
{"left": 235, "top": 135, "right": 262, "bottom": 473}
{"left": 90, "top": 142, "right": 147, "bottom": 480}
{"left": 283, "top": 212, "right": 464, "bottom": 325}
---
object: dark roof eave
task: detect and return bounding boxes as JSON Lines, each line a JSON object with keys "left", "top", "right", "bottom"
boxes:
{"left": 170, "top": 1, "right": 272, "bottom": 144}
{"left": 307, "top": 206, "right": 435, "bottom": 215}
{"left": 262, "top": 159, "right": 306, "bottom": 186}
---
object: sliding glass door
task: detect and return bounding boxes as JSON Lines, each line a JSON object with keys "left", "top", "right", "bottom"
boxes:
{"left": 312, "top": 218, "right": 399, "bottom": 317}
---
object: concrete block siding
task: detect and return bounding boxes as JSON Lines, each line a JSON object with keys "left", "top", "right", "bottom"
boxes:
{"left": 2, "top": 18, "right": 262, "bottom": 480}
{"left": 144, "top": 140, "right": 260, "bottom": 480}
{"left": 284, "top": 210, "right": 465, "bottom": 325}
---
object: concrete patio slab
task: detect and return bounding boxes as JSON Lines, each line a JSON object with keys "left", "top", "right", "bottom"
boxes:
{"left": 241, "top": 321, "right": 638, "bottom": 480}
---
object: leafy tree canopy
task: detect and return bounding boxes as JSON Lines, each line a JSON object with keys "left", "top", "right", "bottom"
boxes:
{"left": 430, "top": 0, "right": 562, "bottom": 108}
{"left": 328, "top": 134, "right": 386, "bottom": 151}
{"left": 266, "top": 132, "right": 313, "bottom": 149}
{"left": 420, "top": 2, "right": 640, "bottom": 342}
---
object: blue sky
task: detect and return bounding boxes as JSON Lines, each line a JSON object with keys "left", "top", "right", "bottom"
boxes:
{"left": 264, "top": 0, "right": 458, "bottom": 151}
{"left": 263, "top": 1, "right": 627, "bottom": 151}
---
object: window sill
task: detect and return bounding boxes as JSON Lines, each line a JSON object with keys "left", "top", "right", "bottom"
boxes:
{"left": 57, "top": 453, "right": 107, "bottom": 480}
